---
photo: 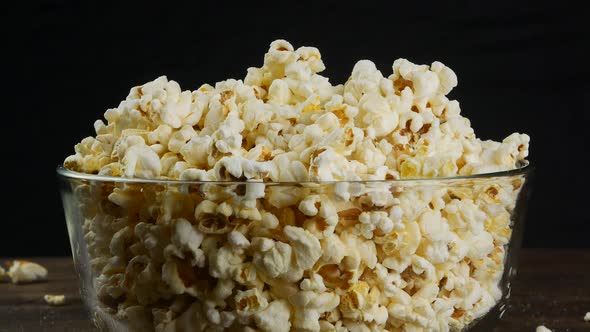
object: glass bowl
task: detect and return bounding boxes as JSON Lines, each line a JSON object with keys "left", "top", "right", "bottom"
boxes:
{"left": 57, "top": 163, "right": 530, "bottom": 332}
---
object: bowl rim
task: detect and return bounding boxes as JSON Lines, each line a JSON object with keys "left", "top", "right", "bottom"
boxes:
{"left": 56, "top": 161, "right": 531, "bottom": 185}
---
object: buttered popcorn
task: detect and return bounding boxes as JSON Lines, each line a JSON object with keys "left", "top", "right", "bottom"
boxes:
{"left": 63, "top": 40, "right": 529, "bottom": 331}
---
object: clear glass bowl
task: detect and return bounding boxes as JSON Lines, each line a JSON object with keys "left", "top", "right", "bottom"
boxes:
{"left": 57, "top": 163, "right": 530, "bottom": 332}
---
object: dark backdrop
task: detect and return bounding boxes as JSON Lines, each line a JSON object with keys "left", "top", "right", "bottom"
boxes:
{"left": 6, "top": 1, "right": 588, "bottom": 256}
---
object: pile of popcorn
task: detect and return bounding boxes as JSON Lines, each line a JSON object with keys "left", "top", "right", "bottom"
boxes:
{"left": 64, "top": 40, "right": 529, "bottom": 332}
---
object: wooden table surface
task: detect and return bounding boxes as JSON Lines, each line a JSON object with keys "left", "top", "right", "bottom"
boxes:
{"left": 0, "top": 249, "right": 589, "bottom": 332}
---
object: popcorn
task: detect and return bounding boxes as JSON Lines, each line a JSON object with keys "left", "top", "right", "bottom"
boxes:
{"left": 44, "top": 294, "right": 66, "bottom": 306}
{"left": 162, "top": 257, "right": 200, "bottom": 297}
{"left": 157, "top": 301, "right": 209, "bottom": 332}
{"left": 284, "top": 226, "right": 322, "bottom": 270}
{"left": 268, "top": 79, "right": 293, "bottom": 105}
{"left": 235, "top": 288, "right": 269, "bottom": 316}
{"left": 228, "top": 230, "right": 250, "bottom": 251}
{"left": 124, "top": 255, "right": 170, "bottom": 305}
{"left": 121, "top": 141, "right": 162, "bottom": 179}
{"left": 260, "top": 211, "right": 279, "bottom": 229}
{"left": 358, "top": 93, "right": 399, "bottom": 139}
{"left": 289, "top": 290, "right": 340, "bottom": 331}
{"left": 310, "top": 148, "right": 357, "bottom": 181}
{"left": 179, "top": 135, "right": 213, "bottom": 168}
{"left": 296, "top": 46, "right": 325, "bottom": 73}
{"left": 300, "top": 273, "right": 327, "bottom": 292}
{"left": 6, "top": 260, "right": 48, "bottom": 284}
{"left": 584, "top": 312, "right": 590, "bottom": 322}
{"left": 536, "top": 326, "right": 552, "bottom": 332}
{"left": 63, "top": 39, "right": 530, "bottom": 331}
{"left": 299, "top": 194, "right": 321, "bottom": 216}
{"left": 339, "top": 281, "right": 387, "bottom": 325}
{"left": 208, "top": 245, "right": 244, "bottom": 280}
{"left": 252, "top": 238, "right": 292, "bottom": 278}
{"left": 168, "top": 125, "right": 197, "bottom": 154}
{"left": 253, "top": 299, "right": 291, "bottom": 332}
{"left": 170, "top": 218, "right": 206, "bottom": 267}
{"left": 356, "top": 211, "right": 393, "bottom": 239}
{"left": 353, "top": 139, "right": 388, "bottom": 170}
{"left": 344, "top": 60, "right": 382, "bottom": 103}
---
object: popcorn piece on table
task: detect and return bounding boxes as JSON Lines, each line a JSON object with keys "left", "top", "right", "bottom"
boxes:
{"left": 44, "top": 294, "right": 66, "bottom": 306}
{"left": 6, "top": 260, "right": 48, "bottom": 284}
{"left": 585, "top": 312, "right": 590, "bottom": 322}
{"left": 536, "top": 326, "right": 552, "bottom": 332}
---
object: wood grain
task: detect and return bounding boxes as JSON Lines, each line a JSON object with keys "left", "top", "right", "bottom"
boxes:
{"left": 0, "top": 249, "right": 588, "bottom": 332}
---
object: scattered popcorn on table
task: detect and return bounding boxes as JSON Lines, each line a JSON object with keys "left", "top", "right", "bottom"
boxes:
{"left": 63, "top": 40, "right": 530, "bottom": 331}
{"left": 6, "top": 260, "right": 48, "bottom": 284}
{"left": 584, "top": 312, "right": 590, "bottom": 322}
{"left": 44, "top": 294, "right": 66, "bottom": 306}
{"left": 536, "top": 325, "right": 552, "bottom": 332}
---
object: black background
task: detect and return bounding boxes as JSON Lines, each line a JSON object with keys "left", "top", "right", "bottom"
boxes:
{"left": 6, "top": 1, "right": 588, "bottom": 256}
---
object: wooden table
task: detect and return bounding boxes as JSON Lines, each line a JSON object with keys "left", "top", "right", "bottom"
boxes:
{"left": 1, "top": 249, "right": 589, "bottom": 332}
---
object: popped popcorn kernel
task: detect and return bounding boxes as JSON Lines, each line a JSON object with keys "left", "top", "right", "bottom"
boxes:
{"left": 235, "top": 288, "right": 269, "bottom": 316}
{"left": 6, "top": 260, "right": 48, "bottom": 284}
{"left": 44, "top": 294, "right": 66, "bottom": 306}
